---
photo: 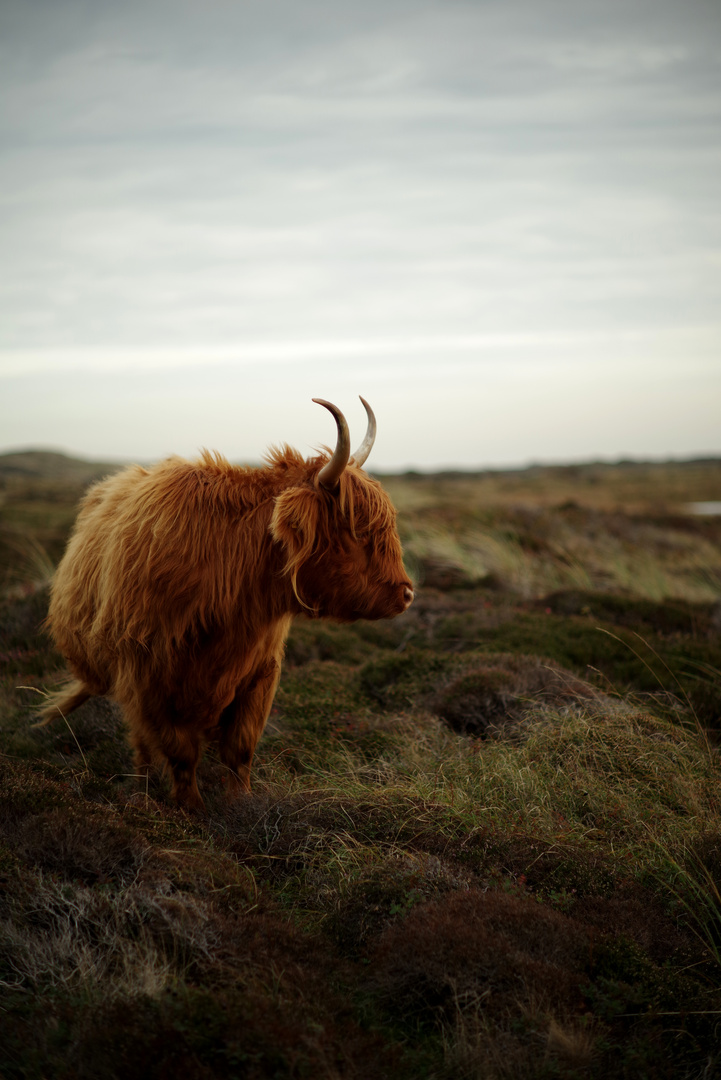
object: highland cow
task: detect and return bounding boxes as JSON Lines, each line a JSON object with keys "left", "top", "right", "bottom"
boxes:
{"left": 40, "top": 398, "right": 413, "bottom": 809}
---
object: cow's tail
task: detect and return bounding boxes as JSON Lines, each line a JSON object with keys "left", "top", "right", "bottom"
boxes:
{"left": 34, "top": 679, "right": 93, "bottom": 727}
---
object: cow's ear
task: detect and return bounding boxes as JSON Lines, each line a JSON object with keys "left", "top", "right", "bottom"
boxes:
{"left": 269, "top": 487, "right": 320, "bottom": 560}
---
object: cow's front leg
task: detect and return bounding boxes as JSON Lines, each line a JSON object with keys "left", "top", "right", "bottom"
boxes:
{"left": 217, "top": 659, "right": 282, "bottom": 798}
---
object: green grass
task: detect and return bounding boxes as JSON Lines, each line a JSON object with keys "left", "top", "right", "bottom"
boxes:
{"left": 1, "top": 455, "right": 721, "bottom": 1078}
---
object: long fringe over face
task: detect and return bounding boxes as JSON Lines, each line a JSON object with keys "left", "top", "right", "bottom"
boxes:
{"left": 265, "top": 445, "right": 402, "bottom": 612}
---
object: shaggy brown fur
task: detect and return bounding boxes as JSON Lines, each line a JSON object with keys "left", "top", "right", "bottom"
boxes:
{"left": 40, "top": 445, "right": 413, "bottom": 809}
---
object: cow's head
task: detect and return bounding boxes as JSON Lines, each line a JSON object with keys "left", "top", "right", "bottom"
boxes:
{"left": 270, "top": 398, "right": 414, "bottom": 621}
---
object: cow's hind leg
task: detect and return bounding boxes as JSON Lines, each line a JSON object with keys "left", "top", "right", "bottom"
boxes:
{"left": 218, "top": 659, "right": 281, "bottom": 798}
{"left": 129, "top": 728, "right": 156, "bottom": 784}
{"left": 153, "top": 724, "right": 204, "bottom": 811}
{"left": 167, "top": 750, "right": 204, "bottom": 810}
{"left": 126, "top": 701, "right": 205, "bottom": 811}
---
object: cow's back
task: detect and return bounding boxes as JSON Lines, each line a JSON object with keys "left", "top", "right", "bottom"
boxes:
{"left": 47, "top": 455, "right": 274, "bottom": 693}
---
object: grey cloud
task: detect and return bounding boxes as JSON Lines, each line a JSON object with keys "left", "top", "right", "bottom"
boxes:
{"left": 0, "top": 0, "right": 719, "bottom": 463}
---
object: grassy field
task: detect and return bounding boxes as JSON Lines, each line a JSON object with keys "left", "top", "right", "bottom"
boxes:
{"left": 1, "top": 451, "right": 721, "bottom": 1078}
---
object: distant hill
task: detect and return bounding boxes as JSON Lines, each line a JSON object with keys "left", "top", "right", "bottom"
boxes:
{"left": 0, "top": 450, "right": 121, "bottom": 486}
{"left": 0, "top": 448, "right": 719, "bottom": 496}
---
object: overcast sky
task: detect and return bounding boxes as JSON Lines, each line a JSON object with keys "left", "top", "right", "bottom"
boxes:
{"left": 1, "top": 0, "right": 719, "bottom": 469}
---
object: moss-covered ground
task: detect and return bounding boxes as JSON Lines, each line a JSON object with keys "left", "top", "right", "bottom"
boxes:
{"left": 1, "top": 453, "right": 721, "bottom": 1078}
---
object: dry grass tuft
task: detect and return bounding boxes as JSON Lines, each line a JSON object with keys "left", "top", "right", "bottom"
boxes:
{"left": 429, "top": 653, "right": 599, "bottom": 737}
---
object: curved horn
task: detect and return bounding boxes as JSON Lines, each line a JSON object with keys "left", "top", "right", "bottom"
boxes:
{"left": 313, "top": 398, "right": 351, "bottom": 490}
{"left": 350, "top": 396, "right": 377, "bottom": 468}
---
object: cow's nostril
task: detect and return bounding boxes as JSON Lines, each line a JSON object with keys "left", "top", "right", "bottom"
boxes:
{"left": 403, "top": 586, "right": 414, "bottom": 606}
